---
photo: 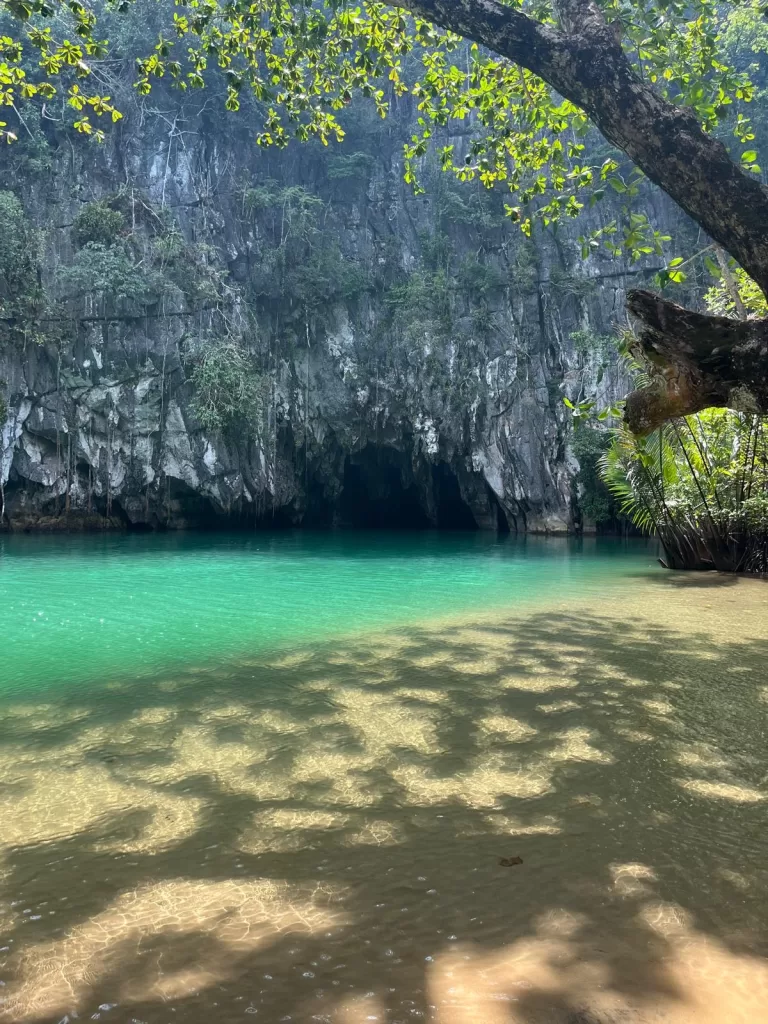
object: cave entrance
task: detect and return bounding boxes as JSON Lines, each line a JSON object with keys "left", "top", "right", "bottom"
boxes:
{"left": 340, "top": 446, "right": 431, "bottom": 529}
{"left": 339, "top": 447, "right": 481, "bottom": 530}
{"left": 431, "top": 463, "right": 479, "bottom": 530}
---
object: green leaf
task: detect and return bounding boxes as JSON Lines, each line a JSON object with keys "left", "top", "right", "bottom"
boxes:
{"left": 704, "top": 255, "right": 721, "bottom": 279}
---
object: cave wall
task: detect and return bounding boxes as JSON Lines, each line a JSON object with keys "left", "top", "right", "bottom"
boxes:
{"left": 0, "top": 73, "right": 691, "bottom": 533}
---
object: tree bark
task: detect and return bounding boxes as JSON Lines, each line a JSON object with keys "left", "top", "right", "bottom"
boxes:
{"left": 624, "top": 290, "right": 768, "bottom": 434}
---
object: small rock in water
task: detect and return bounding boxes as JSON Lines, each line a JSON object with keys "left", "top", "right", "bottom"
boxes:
{"left": 498, "top": 856, "right": 523, "bottom": 867}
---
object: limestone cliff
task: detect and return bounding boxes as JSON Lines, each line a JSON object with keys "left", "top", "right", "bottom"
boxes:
{"left": 1, "top": 87, "right": 677, "bottom": 533}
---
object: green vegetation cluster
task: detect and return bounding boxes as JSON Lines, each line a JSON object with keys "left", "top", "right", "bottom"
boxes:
{"left": 603, "top": 411, "right": 768, "bottom": 573}
{"left": 238, "top": 180, "right": 366, "bottom": 322}
{"left": 188, "top": 340, "right": 269, "bottom": 435}
{"left": 0, "top": 186, "right": 230, "bottom": 345}
{"left": 572, "top": 427, "right": 615, "bottom": 528}
{"left": 0, "top": 190, "right": 46, "bottom": 346}
{"left": 595, "top": 271, "right": 768, "bottom": 571}
{"left": 61, "top": 194, "right": 227, "bottom": 316}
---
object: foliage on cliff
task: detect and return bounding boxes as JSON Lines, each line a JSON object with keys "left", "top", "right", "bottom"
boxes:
{"left": 0, "top": 190, "right": 46, "bottom": 344}
{"left": 0, "top": 1, "right": 759, "bottom": 261}
{"left": 572, "top": 426, "right": 615, "bottom": 528}
{"left": 187, "top": 339, "right": 269, "bottom": 435}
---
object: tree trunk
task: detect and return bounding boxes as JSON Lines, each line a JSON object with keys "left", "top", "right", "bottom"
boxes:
{"left": 624, "top": 290, "right": 768, "bottom": 434}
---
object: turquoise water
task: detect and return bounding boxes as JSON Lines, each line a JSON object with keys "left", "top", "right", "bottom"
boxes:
{"left": 0, "top": 531, "right": 660, "bottom": 693}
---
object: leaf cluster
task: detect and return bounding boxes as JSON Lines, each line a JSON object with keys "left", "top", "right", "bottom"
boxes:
{"left": 187, "top": 338, "right": 269, "bottom": 435}
{"left": 0, "top": 188, "right": 48, "bottom": 343}
{"left": 73, "top": 200, "right": 125, "bottom": 247}
{"left": 601, "top": 411, "right": 768, "bottom": 541}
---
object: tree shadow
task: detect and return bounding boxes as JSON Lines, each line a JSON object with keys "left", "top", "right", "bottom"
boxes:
{"left": 1, "top": 599, "right": 768, "bottom": 1023}
{"left": 624, "top": 570, "right": 742, "bottom": 589}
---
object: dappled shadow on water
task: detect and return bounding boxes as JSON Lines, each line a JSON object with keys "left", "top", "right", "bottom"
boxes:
{"left": 623, "top": 570, "right": 743, "bottom": 589}
{"left": 1, "top": 589, "right": 768, "bottom": 1023}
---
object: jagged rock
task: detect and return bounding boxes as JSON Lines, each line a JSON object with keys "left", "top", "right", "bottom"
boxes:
{"left": 0, "top": 96, "right": 642, "bottom": 533}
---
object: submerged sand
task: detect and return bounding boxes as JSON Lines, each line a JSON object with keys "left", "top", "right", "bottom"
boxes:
{"left": 0, "top": 572, "right": 767, "bottom": 1023}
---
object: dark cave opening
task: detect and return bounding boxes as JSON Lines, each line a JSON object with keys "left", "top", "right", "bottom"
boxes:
{"left": 4, "top": 448, "right": 502, "bottom": 533}
{"left": 340, "top": 447, "right": 432, "bottom": 528}
{"left": 431, "top": 463, "right": 479, "bottom": 530}
{"left": 121, "top": 479, "right": 226, "bottom": 530}
{"left": 339, "top": 447, "right": 480, "bottom": 530}
{"left": 302, "top": 469, "right": 337, "bottom": 529}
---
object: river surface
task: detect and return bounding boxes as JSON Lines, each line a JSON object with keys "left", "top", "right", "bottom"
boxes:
{"left": 0, "top": 532, "right": 766, "bottom": 1024}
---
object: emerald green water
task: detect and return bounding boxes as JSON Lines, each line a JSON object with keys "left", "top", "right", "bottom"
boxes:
{"left": 0, "top": 531, "right": 660, "bottom": 694}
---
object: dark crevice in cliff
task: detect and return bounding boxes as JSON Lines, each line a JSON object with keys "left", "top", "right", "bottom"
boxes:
{"left": 340, "top": 447, "right": 432, "bottom": 529}
{"left": 154, "top": 479, "right": 228, "bottom": 530}
{"left": 491, "top": 490, "right": 511, "bottom": 535}
{"left": 431, "top": 463, "right": 478, "bottom": 530}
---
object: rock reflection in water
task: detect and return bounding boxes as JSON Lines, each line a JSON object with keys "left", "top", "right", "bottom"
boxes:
{"left": 0, "top": 576, "right": 767, "bottom": 1023}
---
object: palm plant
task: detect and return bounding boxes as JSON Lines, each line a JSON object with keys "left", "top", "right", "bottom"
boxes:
{"left": 602, "top": 411, "right": 768, "bottom": 573}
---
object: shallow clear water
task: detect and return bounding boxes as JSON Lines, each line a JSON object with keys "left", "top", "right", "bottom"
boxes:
{"left": 0, "top": 531, "right": 660, "bottom": 693}
{"left": 0, "top": 532, "right": 767, "bottom": 1024}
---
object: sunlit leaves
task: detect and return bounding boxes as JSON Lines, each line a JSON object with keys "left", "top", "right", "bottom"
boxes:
{"left": 0, "top": 0, "right": 761, "bottom": 258}
{"left": 580, "top": 206, "right": 670, "bottom": 266}
{"left": 67, "top": 83, "right": 121, "bottom": 123}
{"left": 741, "top": 147, "right": 762, "bottom": 172}
{"left": 656, "top": 255, "right": 686, "bottom": 287}
{"left": 704, "top": 261, "right": 768, "bottom": 317}
{"left": 0, "top": 0, "right": 124, "bottom": 134}
{"left": 0, "top": 119, "right": 17, "bottom": 142}
{"left": 604, "top": 0, "right": 757, "bottom": 137}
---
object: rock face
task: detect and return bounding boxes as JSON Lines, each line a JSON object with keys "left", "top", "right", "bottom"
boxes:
{"left": 0, "top": 91, "right": 657, "bottom": 534}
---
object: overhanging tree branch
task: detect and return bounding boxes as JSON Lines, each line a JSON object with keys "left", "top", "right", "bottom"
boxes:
{"left": 396, "top": 0, "right": 768, "bottom": 298}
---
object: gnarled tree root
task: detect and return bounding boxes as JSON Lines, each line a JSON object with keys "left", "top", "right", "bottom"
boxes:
{"left": 624, "top": 289, "right": 768, "bottom": 434}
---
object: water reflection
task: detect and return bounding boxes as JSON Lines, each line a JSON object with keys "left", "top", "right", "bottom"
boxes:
{"left": 0, "top": 577, "right": 767, "bottom": 1023}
